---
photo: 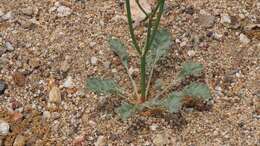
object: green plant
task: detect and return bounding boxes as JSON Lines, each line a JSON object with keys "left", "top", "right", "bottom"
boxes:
{"left": 86, "top": 0, "right": 212, "bottom": 120}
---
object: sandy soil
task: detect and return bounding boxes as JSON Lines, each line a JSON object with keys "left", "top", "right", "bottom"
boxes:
{"left": 0, "top": 0, "right": 259, "bottom": 145}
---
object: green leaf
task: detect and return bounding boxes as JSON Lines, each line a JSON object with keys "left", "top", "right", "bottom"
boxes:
{"left": 86, "top": 78, "right": 121, "bottom": 95}
{"left": 108, "top": 37, "right": 129, "bottom": 66}
{"left": 178, "top": 62, "right": 203, "bottom": 79}
{"left": 161, "top": 92, "right": 183, "bottom": 113}
{"left": 115, "top": 103, "right": 141, "bottom": 120}
{"left": 146, "top": 29, "right": 172, "bottom": 70}
{"left": 182, "top": 83, "right": 211, "bottom": 101}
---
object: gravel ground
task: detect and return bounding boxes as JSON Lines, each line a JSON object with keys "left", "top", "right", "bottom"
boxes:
{"left": 0, "top": 0, "right": 259, "bottom": 145}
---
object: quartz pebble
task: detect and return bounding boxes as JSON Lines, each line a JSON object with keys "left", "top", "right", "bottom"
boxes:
{"left": 0, "top": 120, "right": 9, "bottom": 135}
{"left": 57, "top": 5, "right": 72, "bottom": 17}
{"left": 90, "top": 56, "right": 98, "bottom": 65}
{"left": 239, "top": 33, "right": 250, "bottom": 44}
{"left": 63, "top": 76, "right": 74, "bottom": 88}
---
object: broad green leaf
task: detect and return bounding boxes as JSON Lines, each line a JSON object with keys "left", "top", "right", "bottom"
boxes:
{"left": 108, "top": 37, "right": 128, "bottom": 66}
{"left": 182, "top": 83, "right": 211, "bottom": 101}
{"left": 86, "top": 78, "right": 121, "bottom": 95}
{"left": 115, "top": 103, "right": 141, "bottom": 120}
{"left": 178, "top": 62, "right": 203, "bottom": 79}
{"left": 161, "top": 92, "right": 183, "bottom": 113}
{"left": 146, "top": 29, "right": 172, "bottom": 70}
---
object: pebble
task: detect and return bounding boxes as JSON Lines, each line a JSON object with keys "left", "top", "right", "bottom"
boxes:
{"left": 0, "top": 120, "right": 9, "bottom": 135}
{"left": 0, "top": 80, "right": 7, "bottom": 95}
{"left": 0, "top": 9, "right": 4, "bottom": 17}
{"left": 199, "top": 14, "right": 215, "bottom": 28}
{"left": 5, "top": 41, "right": 14, "bottom": 51}
{"left": 63, "top": 76, "right": 74, "bottom": 88}
{"left": 12, "top": 72, "right": 26, "bottom": 87}
{"left": 221, "top": 14, "right": 231, "bottom": 24}
{"left": 90, "top": 56, "right": 98, "bottom": 65}
{"left": 239, "top": 33, "right": 250, "bottom": 44}
{"left": 153, "top": 133, "right": 169, "bottom": 145}
{"left": 187, "top": 50, "right": 196, "bottom": 57}
{"left": 149, "top": 124, "right": 158, "bottom": 131}
{"left": 13, "top": 135, "right": 26, "bottom": 146}
{"left": 21, "top": 7, "right": 34, "bottom": 16}
{"left": 103, "top": 61, "right": 111, "bottom": 69}
{"left": 95, "top": 136, "right": 106, "bottom": 146}
{"left": 1, "top": 11, "right": 14, "bottom": 21}
{"left": 60, "top": 60, "right": 70, "bottom": 73}
{"left": 89, "top": 41, "right": 97, "bottom": 48}
{"left": 43, "top": 111, "right": 51, "bottom": 120}
{"left": 49, "top": 85, "right": 62, "bottom": 103}
{"left": 57, "top": 5, "right": 72, "bottom": 17}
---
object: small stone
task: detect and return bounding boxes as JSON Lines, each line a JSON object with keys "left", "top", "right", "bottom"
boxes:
{"left": 63, "top": 76, "right": 74, "bottom": 88}
{"left": 0, "top": 120, "right": 9, "bottom": 135}
{"left": 60, "top": 60, "right": 70, "bottom": 73}
{"left": 57, "top": 5, "right": 72, "bottom": 17}
{"left": 2, "top": 11, "right": 14, "bottom": 21}
{"left": 90, "top": 56, "right": 98, "bottom": 65}
{"left": 153, "top": 133, "right": 169, "bottom": 145}
{"left": 11, "top": 112, "right": 23, "bottom": 122}
{"left": 149, "top": 124, "right": 158, "bottom": 131}
{"left": 21, "top": 7, "right": 34, "bottom": 16}
{"left": 221, "top": 14, "right": 231, "bottom": 24}
{"left": 89, "top": 42, "right": 96, "bottom": 48}
{"left": 49, "top": 85, "right": 61, "bottom": 103}
{"left": 199, "top": 14, "right": 215, "bottom": 28}
{"left": 12, "top": 72, "right": 26, "bottom": 87}
{"left": 0, "top": 80, "right": 7, "bottom": 95}
{"left": 187, "top": 50, "right": 196, "bottom": 57}
{"left": 43, "top": 111, "right": 51, "bottom": 120}
{"left": 95, "top": 136, "right": 106, "bottom": 146}
{"left": 103, "top": 61, "right": 111, "bottom": 69}
{"left": 5, "top": 41, "right": 14, "bottom": 51}
{"left": 0, "top": 9, "right": 4, "bottom": 17}
{"left": 13, "top": 135, "right": 26, "bottom": 146}
{"left": 72, "top": 135, "right": 85, "bottom": 146}
{"left": 29, "top": 58, "right": 41, "bottom": 69}
{"left": 239, "top": 33, "right": 250, "bottom": 44}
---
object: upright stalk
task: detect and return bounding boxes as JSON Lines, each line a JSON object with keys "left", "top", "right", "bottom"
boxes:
{"left": 140, "top": 55, "right": 146, "bottom": 101}
{"left": 125, "top": 0, "right": 142, "bottom": 55}
{"left": 125, "top": 0, "right": 165, "bottom": 102}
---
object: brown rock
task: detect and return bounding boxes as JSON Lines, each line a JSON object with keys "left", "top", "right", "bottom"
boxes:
{"left": 12, "top": 72, "right": 26, "bottom": 86}
{"left": 13, "top": 135, "right": 26, "bottom": 146}
{"left": 49, "top": 85, "right": 61, "bottom": 103}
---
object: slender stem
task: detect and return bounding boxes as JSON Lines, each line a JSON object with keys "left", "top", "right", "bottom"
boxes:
{"left": 125, "top": 65, "right": 139, "bottom": 98}
{"left": 144, "top": 0, "right": 165, "bottom": 55}
{"left": 125, "top": 0, "right": 142, "bottom": 55}
{"left": 140, "top": 56, "right": 146, "bottom": 101}
{"left": 145, "top": 56, "right": 157, "bottom": 97}
{"left": 135, "top": 0, "right": 148, "bottom": 17}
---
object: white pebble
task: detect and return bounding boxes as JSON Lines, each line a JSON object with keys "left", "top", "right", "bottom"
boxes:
{"left": 90, "top": 56, "right": 98, "bottom": 65}
{"left": 0, "top": 120, "right": 9, "bottom": 135}
{"left": 221, "top": 14, "right": 231, "bottom": 24}
{"left": 63, "top": 76, "right": 74, "bottom": 88}
{"left": 57, "top": 5, "right": 72, "bottom": 17}
{"left": 239, "top": 33, "right": 250, "bottom": 44}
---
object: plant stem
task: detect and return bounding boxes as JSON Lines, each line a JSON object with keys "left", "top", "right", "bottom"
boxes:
{"left": 125, "top": 0, "right": 142, "bottom": 55}
{"left": 125, "top": 65, "right": 139, "bottom": 98}
{"left": 135, "top": 0, "right": 148, "bottom": 17}
{"left": 145, "top": 56, "right": 157, "bottom": 97}
{"left": 144, "top": 0, "right": 165, "bottom": 55}
{"left": 140, "top": 55, "right": 146, "bottom": 102}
